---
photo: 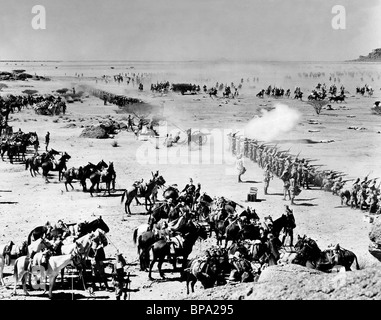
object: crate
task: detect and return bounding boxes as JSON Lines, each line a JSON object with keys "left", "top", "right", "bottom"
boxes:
{"left": 247, "top": 193, "right": 257, "bottom": 202}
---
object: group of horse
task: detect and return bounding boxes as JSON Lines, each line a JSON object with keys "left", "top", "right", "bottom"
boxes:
{"left": 25, "top": 149, "right": 116, "bottom": 196}
{"left": 0, "top": 216, "right": 110, "bottom": 299}
{"left": 1, "top": 130, "right": 38, "bottom": 164}
{"left": 129, "top": 184, "right": 361, "bottom": 293}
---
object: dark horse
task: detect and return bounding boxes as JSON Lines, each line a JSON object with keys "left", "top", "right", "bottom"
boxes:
{"left": 121, "top": 174, "right": 166, "bottom": 217}
{"left": 148, "top": 221, "right": 208, "bottom": 280}
{"left": 25, "top": 149, "right": 60, "bottom": 177}
{"left": 64, "top": 160, "right": 108, "bottom": 192}
{"left": 89, "top": 162, "right": 116, "bottom": 197}
{"left": 162, "top": 185, "right": 180, "bottom": 203}
{"left": 292, "top": 237, "right": 360, "bottom": 272}
{"left": 26, "top": 216, "right": 109, "bottom": 245}
{"left": 41, "top": 152, "right": 71, "bottom": 182}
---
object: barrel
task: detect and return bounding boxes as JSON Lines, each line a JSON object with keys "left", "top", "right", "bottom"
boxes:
{"left": 247, "top": 187, "right": 258, "bottom": 202}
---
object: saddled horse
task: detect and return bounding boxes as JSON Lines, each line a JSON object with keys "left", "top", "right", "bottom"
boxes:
{"left": 292, "top": 237, "right": 360, "bottom": 272}
{"left": 0, "top": 241, "right": 28, "bottom": 286}
{"left": 25, "top": 149, "right": 60, "bottom": 177}
{"left": 184, "top": 255, "right": 218, "bottom": 294}
{"left": 27, "top": 216, "right": 109, "bottom": 245}
{"left": 162, "top": 185, "right": 180, "bottom": 203}
{"left": 148, "top": 221, "right": 208, "bottom": 280}
{"left": 121, "top": 174, "right": 166, "bottom": 216}
{"left": 134, "top": 219, "right": 171, "bottom": 271}
{"left": 41, "top": 151, "right": 71, "bottom": 182}
{"left": 194, "top": 192, "right": 213, "bottom": 221}
{"left": 13, "top": 246, "right": 83, "bottom": 299}
{"left": 64, "top": 160, "right": 108, "bottom": 192}
{"left": 89, "top": 162, "right": 116, "bottom": 196}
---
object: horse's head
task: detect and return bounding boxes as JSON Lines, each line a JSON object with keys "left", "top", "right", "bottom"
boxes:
{"left": 49, "top": 148, "right": 60, "bottom": 156}
{"left": 97, "top": 159, "right": 108, "bottom": 170}
{"left": 95, "top": 216, "right": 110, "bottom": 233}
{"left": 155, "top": 175, "right": 166, "bottom": 186}
{"left": 93, "top": 228, "right": 108, "bottom": 247}
{"left": 62, "top": 152, "right": 71, "bottom": 161}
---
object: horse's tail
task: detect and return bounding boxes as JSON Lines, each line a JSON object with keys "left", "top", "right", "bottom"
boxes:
{"left": 354, "top": 254, "right": 360, "bottom": 270}
{"left": 26, "top": 230, "right": 34, "bottom": 245}
{"left": 25, "top": 159, "right": 29, "bottom": 170}
{"left": 133, "top": 228, "right": 138, "bottom": 245}
{"left": 121, "top": 189, "right": 127, "bottom": 203}
{"left": 13, "top": 257, "right": 20, "bottom": 284}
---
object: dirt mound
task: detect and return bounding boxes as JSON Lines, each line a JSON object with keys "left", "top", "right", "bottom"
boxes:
{"left": 79, "top": 125, "right": 108, "bottom": 139}
{"left": 184, "top": 264, "right": 381, "bottom": 300}
{"left": 369, "top": 215, "right": 381, "bottom": 245}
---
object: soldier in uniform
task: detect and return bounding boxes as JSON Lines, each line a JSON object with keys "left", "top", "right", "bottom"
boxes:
{"left": 281, "top": 168, "right": 291, "bottom": 201}
{"left": 350, "top": 178, "right": 360, "bottom": 209}
{"left": 263, "top": 164, "right": 273, "bottom": 195}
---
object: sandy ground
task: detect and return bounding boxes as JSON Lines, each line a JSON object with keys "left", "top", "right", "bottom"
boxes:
{"left": 0, "top": 69, "right": 381, "bottom": 300}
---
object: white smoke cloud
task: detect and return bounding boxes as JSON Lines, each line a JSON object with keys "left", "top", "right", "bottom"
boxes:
{"left": 244, "top": 103, "right": 301, "bottom": 141}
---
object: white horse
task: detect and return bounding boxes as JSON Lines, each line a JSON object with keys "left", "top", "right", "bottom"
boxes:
{"left": 0, "top": 241, "right": 28, "bottom": 286}
{"left": 13, "top": 246, "right": 82, "bottom": 299}
{"left": 0, "top": 238, "right": 52, "bottom": 286}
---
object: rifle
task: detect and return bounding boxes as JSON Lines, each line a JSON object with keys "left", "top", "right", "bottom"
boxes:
{"left": 365, "top": 170, "right": 373, "bottom": 180}
{"left": 342, "top": 179, "right": 354, "bottom": 183}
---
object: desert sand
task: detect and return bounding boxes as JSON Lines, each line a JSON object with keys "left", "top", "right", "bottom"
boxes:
{"left": 1, "top": 61, "right": 381, "bottom": 300}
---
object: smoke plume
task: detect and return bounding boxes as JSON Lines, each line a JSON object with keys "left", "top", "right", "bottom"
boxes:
{"left": 244, "top": 103, "right": 301, "bottom": 141}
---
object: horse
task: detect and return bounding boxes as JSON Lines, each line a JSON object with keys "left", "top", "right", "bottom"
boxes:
{"left": 27, "top": 216, "right": 109, "bottom": 245}
{"left": 0, "top": 241, "right": 28, "bottom": 286}
{"left": 184, "top": 256, "right": 218, "bottom": 294}
{"left": 266, "top": 214, "right": 288, "bottom": 239}
{"left": 89, "top": 162, "right": 116, "bottom": 196}
{"left": 121, "top": 174, "right": 166, "bottom": 216}
{"left": 148, "top": 221, "right": 208, "bottom": 280}
{"left": 162, "top": 185, "right": 180, "bottom": 203}
{"left": 135, "top": 224, "right": 170, "bottom": 271}
{"left": 194, "top": 193, "right": 213, "bottom": 221}
{"left": 292, "top": 237, "right": 360, "bottom": 272}
{"left": 56, "top": 228, "right": 109, "bottom": 284}
{"left": 25, "top": 149, "right": 60, "bottom": 177}
{"left": 41, "top": 151, "right": 71, "bottom": 182}
{"left": 64, "top": 160, "right": 108, "bottom": 192}
{"left": 12, "top": 246, "right": 83, "bottom": 299}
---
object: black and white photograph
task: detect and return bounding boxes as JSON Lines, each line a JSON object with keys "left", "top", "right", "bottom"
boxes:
{"left": 1, "top": 0, "right": 381, "bottom": 303}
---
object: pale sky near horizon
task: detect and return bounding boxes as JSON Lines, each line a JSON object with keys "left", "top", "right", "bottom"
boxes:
{"left": 0, "top": 0, "right": 380, "bottom": 61}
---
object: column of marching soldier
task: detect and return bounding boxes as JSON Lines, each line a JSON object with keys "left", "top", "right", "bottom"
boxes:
{"left": 228, "top": 133, "right": 381, "bottom": 213}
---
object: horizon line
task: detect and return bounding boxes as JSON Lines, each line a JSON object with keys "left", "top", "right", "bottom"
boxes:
{"left": 0, "top": 58, "right": 362, "bottom": 63}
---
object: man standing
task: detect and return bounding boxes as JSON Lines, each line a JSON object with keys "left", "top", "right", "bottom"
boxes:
{"left": 281, "top": 206, "right": 296, "bottom": 246}
{"left": 236, "top": 154, "right": 246, "bottom": 183}
{"left": 45, "top": 131, "right": 50, "bottom": 151}
{"left": 281, "top": 168, "right": 291, "bottom": 200}
{"left": 263, "top": 164, "right": 273, "bottom": 195}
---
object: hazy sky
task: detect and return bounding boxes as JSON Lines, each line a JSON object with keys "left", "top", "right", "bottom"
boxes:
{"left": 1, "top": 0, "right": 380, "bottom": 61}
